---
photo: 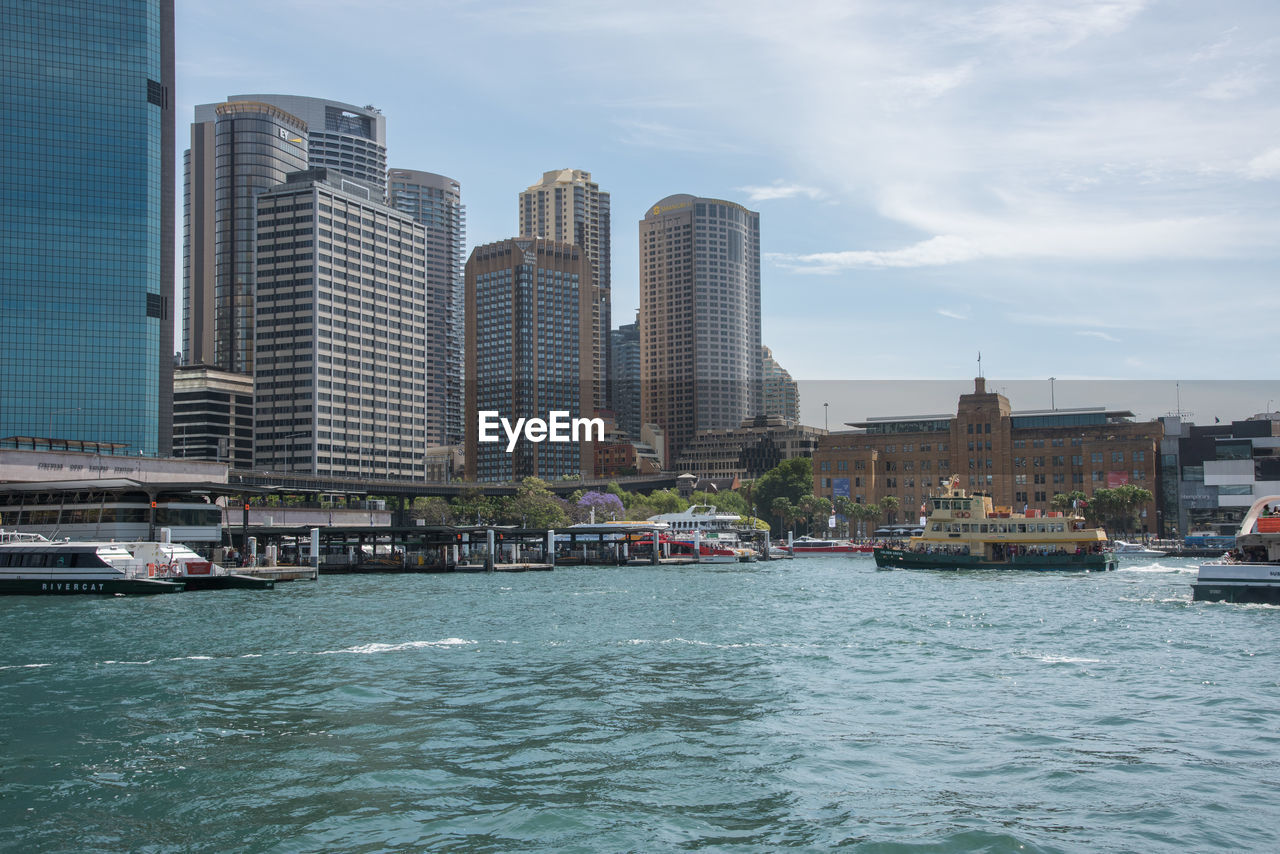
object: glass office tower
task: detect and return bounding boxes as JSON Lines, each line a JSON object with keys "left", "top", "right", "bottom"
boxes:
{"left": 0, "top": 0, "right": 175, "bottom": 456}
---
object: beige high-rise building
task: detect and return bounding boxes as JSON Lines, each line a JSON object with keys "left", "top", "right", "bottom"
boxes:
{"left": 639, "top": 195, "right": 763, "bottom": 466}
{"left": 518, "top": 169, "right": 610, "bottom": 411}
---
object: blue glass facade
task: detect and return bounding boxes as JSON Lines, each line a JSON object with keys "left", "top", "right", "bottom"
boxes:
{"left": 0, "top": 0, "right": 174, "bottom": 456}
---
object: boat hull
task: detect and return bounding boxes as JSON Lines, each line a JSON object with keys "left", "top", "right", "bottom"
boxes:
{"left": 874, "top": 547, "right": 1116, "bottom": 572}
{"left": 1192, "top": 563, "right": 1280, "bottom": 604}
{"left": 0, "top": 577, "right": 185, "bottom": 595}
{"left": 175, "top": 573, "right": 275, "bottom": 591}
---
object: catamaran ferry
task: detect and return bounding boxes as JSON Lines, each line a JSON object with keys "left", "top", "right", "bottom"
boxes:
{"left": 0, "top": 531, "right": 273, "bottom": 595}
{"left": 874, "top": 477, "right": 1116, "bottom": 572}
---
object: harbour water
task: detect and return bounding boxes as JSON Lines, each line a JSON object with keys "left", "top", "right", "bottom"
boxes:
{"left": 2, "top": 556, "right": 1278, "bottom": 852}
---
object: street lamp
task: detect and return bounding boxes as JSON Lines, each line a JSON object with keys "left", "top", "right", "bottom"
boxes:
{"left": 1049, "top": 377, "right": 1056, "bottom": 411}
{"left": 824, "top": 402, "right": 829, "bottom": 432}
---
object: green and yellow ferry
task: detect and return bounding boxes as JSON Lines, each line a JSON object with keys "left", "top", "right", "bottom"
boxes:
{"left": 874, "top": 477, "right": 1116, "bottom": 572}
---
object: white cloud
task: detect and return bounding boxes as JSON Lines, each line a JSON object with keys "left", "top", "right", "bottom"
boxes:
{"left": 737, "top": 181, "right": 827, "bottom": 202}
{"left": 937, "top": 308, "right": 970, "bottom": 321}
{"left": 1245, "top": 147, "right": 1280, "bottom": 179}
{"left": 768, "top": 235, "right": 983, "bottom": 272}
{"left": 1076, "top": 330, "right": 1121, "bottom": 343}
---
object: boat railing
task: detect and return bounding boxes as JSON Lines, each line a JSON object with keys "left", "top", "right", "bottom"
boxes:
{"left": 0, "top": 530, "right": 51, "bottom": 544}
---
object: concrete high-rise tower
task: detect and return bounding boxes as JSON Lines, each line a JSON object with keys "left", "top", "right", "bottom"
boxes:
{"left": 388, "top": 169, "right": 466, "bottom": 448}
{"left": 762, "top": 345, "right": 800, "bottom": 422}
{"left": 1, "top": 0, "right": 175, "bottom": 456}
{"left": 519, "top": 169, "right": 610, "bottom": 411}
{"left": 639, "top": 195, "right": 762, "bottom": 465}
{"left": 254, "top": 169, "right": 428, "bottom": 479}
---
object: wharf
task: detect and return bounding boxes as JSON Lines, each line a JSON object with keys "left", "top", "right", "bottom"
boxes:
{"left": 242, "top": 566, "right": 318, "bottom": 582}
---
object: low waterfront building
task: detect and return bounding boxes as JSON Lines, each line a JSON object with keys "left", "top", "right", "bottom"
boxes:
{"left": 173, "top": 366, "right": 254, "bottom": 467}
{"left": 1159, "top": 413, "right": 1280, "bottom": 537}
{"left": 676, "top": 415, "right": 825, "bottom": 481}
{"left": 814, "top": 378, "right": 1162, "bottom": 529}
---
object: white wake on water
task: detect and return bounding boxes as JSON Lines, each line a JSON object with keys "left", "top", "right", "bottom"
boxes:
{"left": 316, "top": 638, "right": 477, "bottom": 655}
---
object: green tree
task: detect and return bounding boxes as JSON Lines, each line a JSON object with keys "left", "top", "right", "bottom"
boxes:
{"left": 504, "top": 477, "right": 571, "bottom": 529}
{"left": 690, "top": 489, "right": 749, "bottom": 516}
{"left": 646, "top": 489, "right": 688, "bottom": 515}
{"left": 1050, "top": 490, "right": 1088, "bottom": 514}
{"left": 451, "top": 489, "right": 496, "bottom": 525}
{"left": 412, "top": 496, "right": 453, "bottom": 525}
{"left": 879, "top": 495, "right": 901, "bottom": 525}
{"left": 755, "top": 457, "right": 814, "bottom": 532}
{"left": 798, "top": 495, "right": 833, "bottom": 535}
{"left": 771, "top": 497, "right": 798, "bottom": 535}
{"left": 1088, "top": 485, "right": 1154, "bottom": 536}
{"left": 834, "top": 496, "right": 858, "bottom": 538}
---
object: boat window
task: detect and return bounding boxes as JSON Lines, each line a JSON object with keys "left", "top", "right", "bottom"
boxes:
{"left": 931, "top": 523, "right": 941, "bottom": 531}
{"left": 962, "top": 524, "right": 971, "bottom": 532}
{"left": 53, "top": 554, "right": 69, "bottom": 568}
{"left": 1017, "top": 524, "right": 1027, "bottom": 533}
{"left": 980, "top": 524, "right": 988, "bottom": 533}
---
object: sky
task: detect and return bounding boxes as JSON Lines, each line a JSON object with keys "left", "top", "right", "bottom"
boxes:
{"left": 176, "top": 0, "right": 1280, "bottom": 417}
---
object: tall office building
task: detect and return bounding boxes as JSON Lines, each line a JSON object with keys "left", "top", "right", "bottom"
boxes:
{"left": 388, "top": 169, "right": 466, "bottom": 447}
{"left": 254, "top": 169, "right": 428, "bottom": 479}
{"left": 227, "top": 95, "right": 387, "bottom": 198}
{"left": 464, "top": 238, "right": 596, "bottom": 481}
{"left": 762, "top": 345, "right": 800, "bottom": 422}
{"left": 639, "top": 195, "right": 762, "bottom": 465}
{"left": 184, "top": 99, "right": 309, "bottom": 372}
{"left": 1, "top": 0, "right": 175, "bottom": 457}
{"left": 518, "top": 169, "right": 610, "bottom": 411}
{"left": 610, "top": 319, "right": 641, "bottom": 438}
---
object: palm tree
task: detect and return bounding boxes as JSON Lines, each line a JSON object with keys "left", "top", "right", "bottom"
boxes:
{"left": 879, "top": 495, "right": 901, "bottom": 526}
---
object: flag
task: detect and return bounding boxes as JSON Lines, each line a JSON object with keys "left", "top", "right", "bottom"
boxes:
{"left": 1214, "top": 416, "right": 1220, "bottom": 423}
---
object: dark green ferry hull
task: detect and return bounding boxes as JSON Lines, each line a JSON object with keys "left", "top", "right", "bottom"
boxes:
{"left": 0, "top": 578, "right": 185, "bottom": 595}
{"left": 176, "top": 573, "right": 274, "bottom": 591}
{"left": 874, "top": 548, "right": 1116, "bottom": 572}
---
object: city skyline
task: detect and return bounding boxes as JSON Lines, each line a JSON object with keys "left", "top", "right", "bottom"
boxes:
{"left": 175, "top": 0, "right": 1280, "bottom": 386}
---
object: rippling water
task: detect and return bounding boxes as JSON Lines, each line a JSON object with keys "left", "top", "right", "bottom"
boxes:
{"left": 3, "top": 557, "right": 1279, "bottom": 852}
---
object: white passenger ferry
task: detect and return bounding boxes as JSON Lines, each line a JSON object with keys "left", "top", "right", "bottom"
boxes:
{"left": 0, "top": 531, "right": 272, "bottom": 595}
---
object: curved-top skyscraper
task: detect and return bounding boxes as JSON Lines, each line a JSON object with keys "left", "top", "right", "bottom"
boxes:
{"left": 639, "top": 195, "right": 762, "bottom": 465}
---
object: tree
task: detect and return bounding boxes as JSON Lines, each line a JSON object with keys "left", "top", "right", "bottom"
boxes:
{"left": 1087, "top": 485, "right": 1154, "bottom": 536}
{"left": 834, "top": 496, "right": 858, "bottom": 538}
{"left": 755, "top": 457, "right": 814, "bottom": 532}
{"left": 1050, "top": 491, "right": 1088, "bottom": 514}
{"left": 879, "top": 495, "right": 901, "bottom": 525}
{"left": 505, "top": 477, "right": 571, "bottom": 529}
{"left": 646, "top": 489, "right": 688, "bottom": 515}
{"left": 771, "top": 497, "right": 798, "bottom": 536}
{"left": 451, "top": 488, "right": 496, "bottom": 525}
{"left": 798, "top": 495, "right": 833, "bottom": 535}
{"left": 690, "top": 489, "right": 749, "bottom": 516}
{"left": 577, "top": 490, "right": 625, "bottom": 522}
{"left": 412, "top": 496, "right": 453, "bottom": 525}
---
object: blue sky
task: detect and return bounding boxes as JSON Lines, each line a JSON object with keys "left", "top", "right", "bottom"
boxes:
{"left": 177, "top": 0, "right": 1280, "bottom": 397}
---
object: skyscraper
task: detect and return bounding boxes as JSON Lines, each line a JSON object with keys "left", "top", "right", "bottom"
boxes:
{"left": 388, "top": 169, "right": 466, "bottom": 448}
{"left": 519, "top": 169, "right": 610, "bottom": 411}
{"left": 465, "top": 238, "right": 596, "bottom": 481}
{"left": 639, "top": 195, "right": 762, "bottom": 465}
{"left": 184, "top": 95, "right": 388, "bottom": 374}
{"left": 610, "top": 318, "right": 641, "bottom": 438}
{"left": 1, "top": 0, "right": 175, "bottom": 456}
{"left": 184, "top": 100, "right": 309, "bottom": 372}
{"left": 254, "top": 169, "right": 428, "bottom": 479}
{"left": 227, "top": 95, "right": 387, "bottom": 198}
{"left": 762, "top": 345, "right": 800, "bottom": 422}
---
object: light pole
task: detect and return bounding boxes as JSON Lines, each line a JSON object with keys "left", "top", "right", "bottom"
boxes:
{"left": 824, "top": 402, "right": 829, "bottom": 432}
{"left": 1049, "top": 377, "right": 1056, "bottom": 411}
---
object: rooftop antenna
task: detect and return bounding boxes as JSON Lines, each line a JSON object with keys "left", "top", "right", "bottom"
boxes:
{"left": 977, "top": 351, "right": 983, "bottom": 378}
